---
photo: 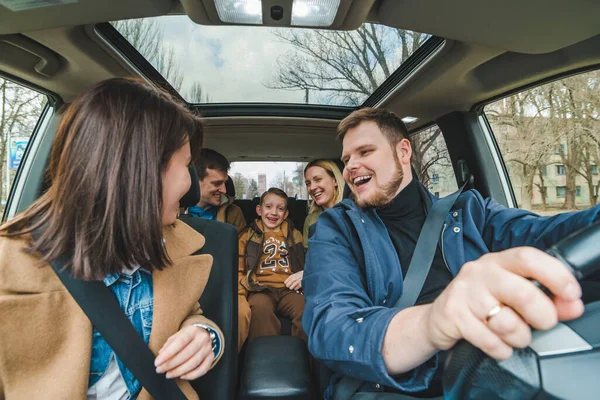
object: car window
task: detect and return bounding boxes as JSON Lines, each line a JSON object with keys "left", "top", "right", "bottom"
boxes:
{"left": 485, "top": 69, "right": 600, "bottom": 215}
{"left": 230, "top": 161, "right": 309, "bottom": 199}
{"left": 108, "top": 17, "right": 432, "bottom": 106}
{"left": 1, "top": 77, "right": 48, "bottom": 216}
{"left": 411, "top": 124, "right": 457, "bottom": 197}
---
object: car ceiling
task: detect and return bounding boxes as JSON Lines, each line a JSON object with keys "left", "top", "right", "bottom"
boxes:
{"left": 1, "top": 0, "right": 599, "bottom": 161}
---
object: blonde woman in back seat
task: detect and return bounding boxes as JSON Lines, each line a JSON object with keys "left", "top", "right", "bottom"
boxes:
{"left": 303, "top": 159, "right": 345, "bottom": 247}
{"left": 0, "top": 78, "right": 223, "bottom": 399}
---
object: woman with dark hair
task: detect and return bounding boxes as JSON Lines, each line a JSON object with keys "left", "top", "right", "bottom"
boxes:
{"left": 0, "top": 78, "right": 222, "bottom": 399}
{"left": 303, "top": 159, "right": 345, "bottom": 247}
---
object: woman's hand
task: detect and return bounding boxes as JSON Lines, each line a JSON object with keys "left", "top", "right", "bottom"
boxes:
{"left": 285, "top": 271, "right": 304, "bottom": 291}
{"left": 155, "top": 325, "right": 215, "bottom": 380}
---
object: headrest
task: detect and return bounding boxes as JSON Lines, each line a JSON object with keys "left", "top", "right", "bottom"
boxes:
{"left": 225, "top": 175, "right": 236, "bottom": 198}
{"left": 180, "top": 164, "right": 200, "bottom": 208}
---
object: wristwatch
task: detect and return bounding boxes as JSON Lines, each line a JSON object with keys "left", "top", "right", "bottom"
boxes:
{"left": 192, "top": 323, "right": 222, "bottom": 361}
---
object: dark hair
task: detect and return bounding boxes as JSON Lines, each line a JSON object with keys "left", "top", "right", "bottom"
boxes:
{"left": 337, "top": 107, "right": 409, "bottom": 148}
{"left": 0, "top": 78, "right": 203, "bottom": 280}
{"left": 259, "top": 187, "right": 288, "bottom": 209}
{"left": 195, "top": 148, "right": 230, "bottom": 180}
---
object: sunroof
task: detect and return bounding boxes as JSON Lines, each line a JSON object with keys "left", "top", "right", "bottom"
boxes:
{"left": 109, "top": 16, "right": 432, "bottom": 107}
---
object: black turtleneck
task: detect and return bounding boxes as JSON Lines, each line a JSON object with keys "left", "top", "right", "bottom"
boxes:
{"left": 376, "top": 178, "right": 452, "bottom": 306}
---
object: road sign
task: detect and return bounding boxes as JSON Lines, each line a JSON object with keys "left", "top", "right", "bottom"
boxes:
{"left": 9, "top": 137, "right": 28, "bottom": 170}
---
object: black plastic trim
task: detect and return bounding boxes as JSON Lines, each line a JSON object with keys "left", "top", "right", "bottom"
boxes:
{"left": 564, "top": 301, "right": 600, "bottom": 348}
{"left": 362, "top": 36, "right": 446, "bottom": 108}
{"left": 193, "top": 103, "right": 353, "bottom": 119}
{"left": 0, "top": 70, "right": 61, "bottom": 106}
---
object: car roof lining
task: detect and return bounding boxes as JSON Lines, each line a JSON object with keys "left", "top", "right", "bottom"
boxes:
{"left": 2, "top": 0, "right": 599, "bottom": 53}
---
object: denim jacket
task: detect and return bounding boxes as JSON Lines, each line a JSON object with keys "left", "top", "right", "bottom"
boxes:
{"left": 88, "top": 267, "right": 153, "bottom": 397}
{"left": 302, "top": 184, "right": 600, "bottom": 398}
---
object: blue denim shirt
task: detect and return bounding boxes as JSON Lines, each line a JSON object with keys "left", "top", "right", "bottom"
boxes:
{"left": 88, "top": 268, "right": 153, "bottom": 397}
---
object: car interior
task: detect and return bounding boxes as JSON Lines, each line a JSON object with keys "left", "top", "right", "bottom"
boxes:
{"left": 1, "top": 0, "right": 600, "bottom": 399}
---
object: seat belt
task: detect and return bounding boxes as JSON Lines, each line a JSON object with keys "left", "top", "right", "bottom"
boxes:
{"left": 32, "top": 231, "right": 187, "bottom": 400}
{"left": 333, "top": 176, "right": 473, "bottom": 400}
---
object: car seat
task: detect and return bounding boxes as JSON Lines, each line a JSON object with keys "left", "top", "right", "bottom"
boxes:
{"left": 179, "top": 164, "right": 239, "bottom": 400}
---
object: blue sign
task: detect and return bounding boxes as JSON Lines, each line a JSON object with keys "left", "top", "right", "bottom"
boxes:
{"left": 9, "top": 137, "right": 28, "bottom": 170}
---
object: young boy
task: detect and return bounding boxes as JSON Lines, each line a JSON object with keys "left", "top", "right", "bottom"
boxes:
{"left": 238, "top": 188, "right": 306, "bottom": 350}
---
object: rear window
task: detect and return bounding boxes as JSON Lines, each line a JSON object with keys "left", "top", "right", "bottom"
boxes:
{"left": 230, "top": 161, "right": 309, "bottom": 199}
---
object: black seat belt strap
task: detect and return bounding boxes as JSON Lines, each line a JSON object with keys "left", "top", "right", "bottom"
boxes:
{"left": 33, "top": 231, "right": 187, "bottom": 400}
{"left": 395, "top": 176, "right": 472, "bottom": 310}
{"left": 333, "top": 176, "right": 472, "bottom": 400}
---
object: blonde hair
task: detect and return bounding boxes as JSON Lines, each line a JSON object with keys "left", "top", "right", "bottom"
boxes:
{"left": 304, "top": 159, "right": 345, "bottom": 215}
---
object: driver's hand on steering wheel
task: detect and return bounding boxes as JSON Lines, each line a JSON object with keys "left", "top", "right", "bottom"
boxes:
{"left": 426, "top": 247, "right": 584, "bottom": 360}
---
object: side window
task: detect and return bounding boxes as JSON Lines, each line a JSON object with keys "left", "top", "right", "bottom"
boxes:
{"left": 411, "top": 125, "right": 457, "bottom": 197}
{"left": 1, "top": 77, "right": 48, "bottom": 216}
{"left": 485, "top": 69, "right": 600, "bottom": 215}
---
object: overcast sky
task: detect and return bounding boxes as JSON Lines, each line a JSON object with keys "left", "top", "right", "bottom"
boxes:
{"left": 159, "top": 15, "right": 305, "bottom": 104}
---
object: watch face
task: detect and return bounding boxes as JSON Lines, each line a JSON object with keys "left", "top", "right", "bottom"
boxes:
{"left": 192, "top": 324, "right": 221, "bottom": 359}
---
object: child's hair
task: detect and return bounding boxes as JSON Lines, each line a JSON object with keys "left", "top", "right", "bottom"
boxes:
{"left": 259, "top": 187, "right": 289, "bottom": 209}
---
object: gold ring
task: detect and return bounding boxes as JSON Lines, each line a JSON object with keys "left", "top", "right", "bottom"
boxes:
{"left": 486, "top": 304, "right": 503, "bottom": 322}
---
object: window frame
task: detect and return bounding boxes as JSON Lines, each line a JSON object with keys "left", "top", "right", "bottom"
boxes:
{"left": 1, "top": 72, "right": 58, "bottom": 222}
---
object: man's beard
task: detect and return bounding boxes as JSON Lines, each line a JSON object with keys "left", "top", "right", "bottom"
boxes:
{"left": 353, "top": 154, "right": 404, "bottom": 209}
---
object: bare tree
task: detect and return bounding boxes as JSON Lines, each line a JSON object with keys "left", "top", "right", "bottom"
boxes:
{"left": 488, "top": 70, "right": 600, "bottom": 211}
{"left": 556, "top": 73, "right": 600, "bottom": 207}
{"left": 232, "top": 172, "right": 247, "bottom": 199}
{"left": 271, "top": 171, "right": 293, "bottom": 195}
{"left": 247, "top": 179, "right": 259, "bottom": 199}
{"left": 292, "top": 162, "right": 308, "bottom": 199}
{"left": 112, "top": 19, "right": 184, "bottom": 92}
{"left": 269, "top": 25, "right": 429, "bottom": 106}
{"left": 187, "top": 82, "right": 212, "bottom": 104}
{"left": 487, "top": 89, "right": 558, "bottom": 209}
{"left": 410, "top": 126, "right": 452, "bottom": 188}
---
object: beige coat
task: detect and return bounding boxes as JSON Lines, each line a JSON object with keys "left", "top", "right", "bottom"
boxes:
{"left": 0, "top": 220, "right": 223, "bottom": 399}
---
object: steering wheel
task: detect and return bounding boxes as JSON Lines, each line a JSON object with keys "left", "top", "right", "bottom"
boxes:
{"left": 443, "top": 221, "right": 600, "bottom": 400}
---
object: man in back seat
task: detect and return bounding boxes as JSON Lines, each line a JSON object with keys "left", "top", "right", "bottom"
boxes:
{"left": 188, "top": 148, "right": 246, "bottom": 234}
